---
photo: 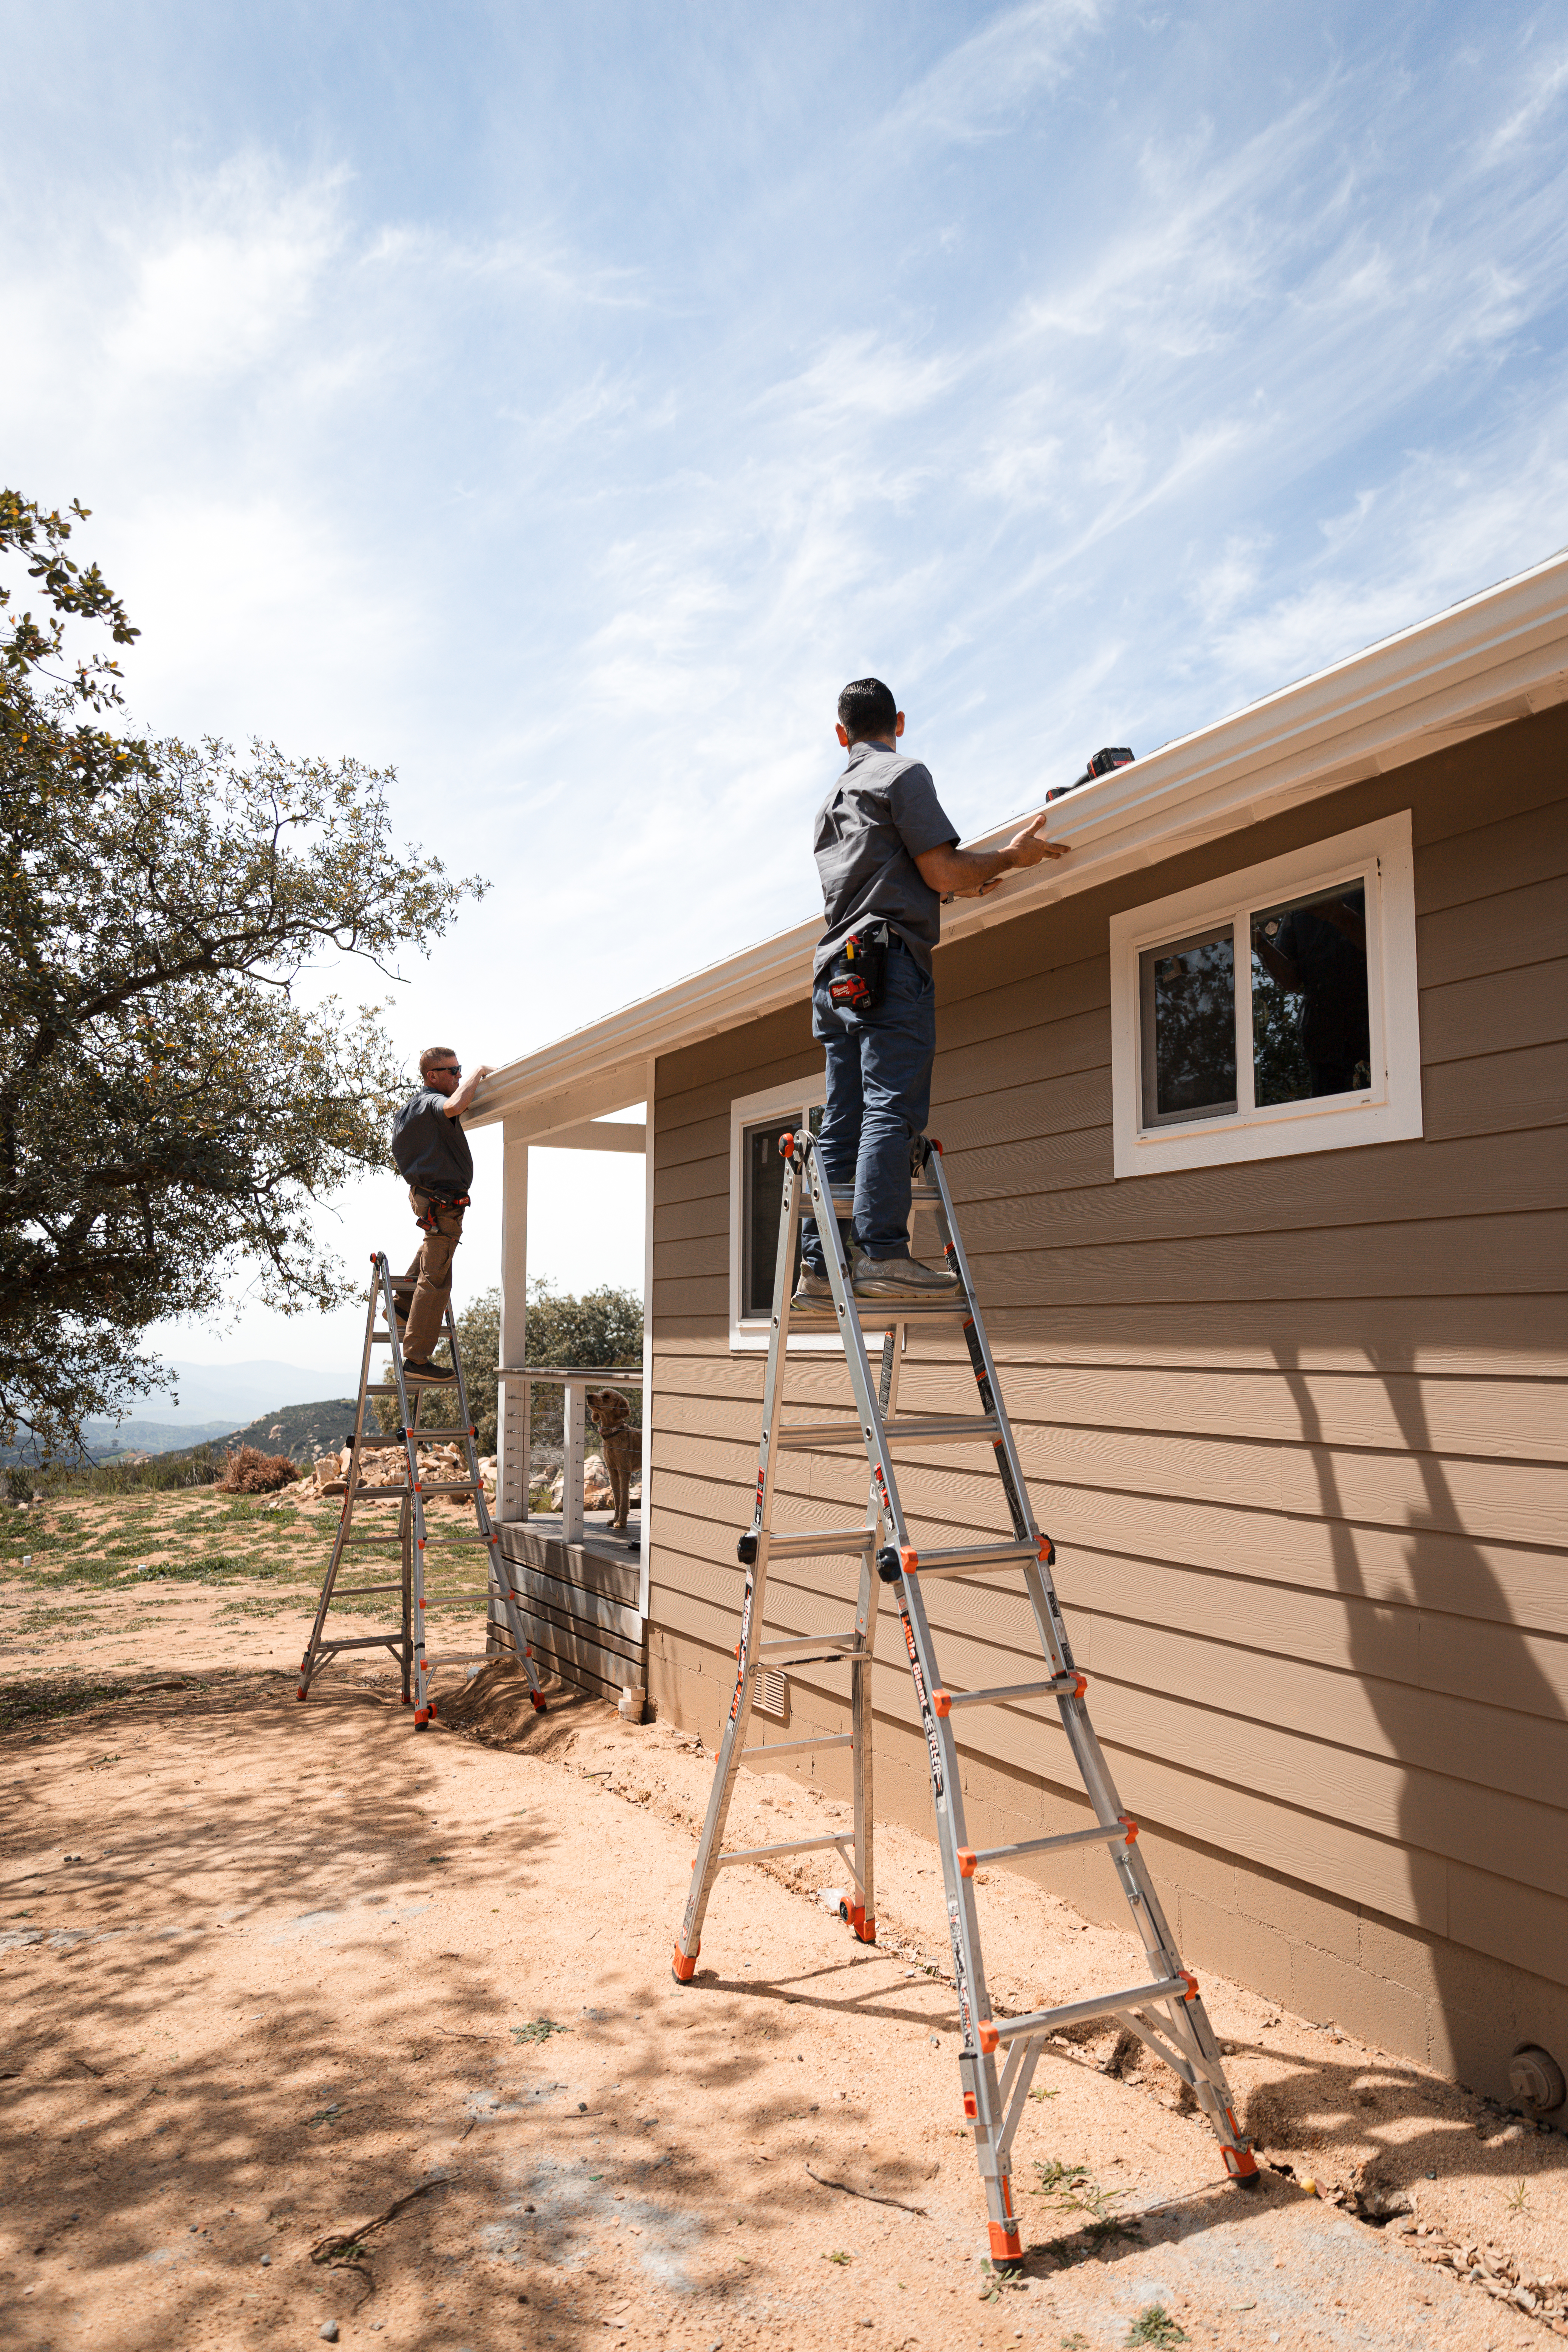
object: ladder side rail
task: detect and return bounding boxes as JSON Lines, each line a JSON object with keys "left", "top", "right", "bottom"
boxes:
{"left": 378, "top": 1252, "right": 437, "bottom": 1727}
{"left": 809, "top": 1145, "right": 910, "bottom": 1946}
{"left": 857, "top": 1320, "right": 901, "bottom": 1941}
{"left": 399, "top": 1491, "right": 412, "bottom": 1703}
{"left": 890, "top": 1565, "right": 1020, "bottom": 2251}
{"left": 297, "top": 1272, "right": 382, "bottom": 1699}
{"left": 922, "top": 1154, "right": 1256, "bottom": 2183}
{"left": 801, "top": 1137, "right": 1018, "bottom": 2244}
{"left": 442, "top": 1289, "right": 543, "bottom": 1704}
{"left": 673, "top": 1139, "right": 806, "bottom": 1978}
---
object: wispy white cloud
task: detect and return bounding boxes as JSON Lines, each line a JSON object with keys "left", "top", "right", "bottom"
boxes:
{"left": 5, "top": 0, "right": 1567, "bottom": 1369}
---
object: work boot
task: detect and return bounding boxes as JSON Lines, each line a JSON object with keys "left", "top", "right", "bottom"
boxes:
{"left": 789, "top": 1266, "right": 836, "bottom": 1313}
{"left": 851, "top": 1250, "right": 958, "bottom": 1301}
{"left": 403, "top": 1357, "right": 456, "bottom": 1384}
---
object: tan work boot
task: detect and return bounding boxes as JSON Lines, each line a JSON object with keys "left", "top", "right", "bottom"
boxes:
{"left": 789, "top": 1267, "right": 835, "bottom": 1312}
{"left": 851, "top": 1250, "right": 958, "bottom": 1301}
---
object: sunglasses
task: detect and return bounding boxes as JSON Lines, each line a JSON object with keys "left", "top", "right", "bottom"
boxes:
{"left": 430, "top": 1062, "right": 461, "bottom": 1075}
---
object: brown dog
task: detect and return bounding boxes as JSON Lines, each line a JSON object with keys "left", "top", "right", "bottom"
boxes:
{"left": 585, "top": 1389, "right": 642, "bottom": 1529}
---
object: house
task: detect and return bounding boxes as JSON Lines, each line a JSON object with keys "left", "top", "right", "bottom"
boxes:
{"left": 467, "top": 551, "right": 1568, "bottom": 2112}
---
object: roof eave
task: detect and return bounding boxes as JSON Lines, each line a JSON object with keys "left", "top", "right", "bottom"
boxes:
{"left": 469, "top": 549, "right": 1568, "bottom": 1129}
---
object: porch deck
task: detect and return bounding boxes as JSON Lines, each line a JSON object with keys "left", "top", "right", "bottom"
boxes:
{"left": 492, "top": 1512, "right": 646, "bottom": 1706}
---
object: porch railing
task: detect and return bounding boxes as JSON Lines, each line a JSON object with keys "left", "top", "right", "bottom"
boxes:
{"left": 496, "top": 1364, "right": 644, "bottom": 1545}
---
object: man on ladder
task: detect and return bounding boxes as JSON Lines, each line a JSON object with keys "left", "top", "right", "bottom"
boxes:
{"left": 391, "top": 1045, "right": 493, "bottom": 1383}
{"left": 672, "top": 694, "right": 1258, "bottom": 2258}
{"left": 797, "top": 678, "right": 1069, "bottom": 1310}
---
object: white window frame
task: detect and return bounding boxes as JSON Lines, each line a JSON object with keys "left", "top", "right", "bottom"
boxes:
{"left": 1109, "top": 810, "right": 1422, "bottom": 1178}
{"left": 729, "top": 1075, "right": 831, "bottom": 1352}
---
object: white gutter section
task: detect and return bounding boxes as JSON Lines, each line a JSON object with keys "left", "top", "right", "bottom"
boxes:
{"left": 469, "top": 549, "right": 1568, "bottom": 1133}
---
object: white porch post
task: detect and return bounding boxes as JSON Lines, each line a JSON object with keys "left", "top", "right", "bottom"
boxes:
{"left": 562, "top": 1380, "right": 586, "bottom": 1547}
{"left": 639, "top": 1057, "right": 655, "bottom": 1618}
{"left": 498, "top": 1128, "right": 530, "bottom": 1524}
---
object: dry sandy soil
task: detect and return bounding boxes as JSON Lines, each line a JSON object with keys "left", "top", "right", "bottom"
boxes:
{"left": 2, "top": 1489, "right": 1564, "bottom": 2352}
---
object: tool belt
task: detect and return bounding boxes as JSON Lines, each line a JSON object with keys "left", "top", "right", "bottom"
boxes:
{"left": 826, "top": 921, "right": 890, "bottom": 1013}
{"left": 413, "top": 1188, "right": 470, "bottom": 1232}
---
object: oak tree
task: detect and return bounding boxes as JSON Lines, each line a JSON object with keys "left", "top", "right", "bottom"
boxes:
{"left": 1, "top": 490, "right": 480, "bottom": 1461}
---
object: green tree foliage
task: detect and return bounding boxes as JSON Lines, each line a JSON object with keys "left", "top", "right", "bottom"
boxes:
{"left": 1, "top": 490, "right": 481, "bottom": 1462}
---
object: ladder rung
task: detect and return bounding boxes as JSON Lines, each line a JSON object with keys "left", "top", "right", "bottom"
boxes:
{"left": 307, "top": 1634, "right": 407, "bottom": 1654}
{"left": 404, "top": 1427, "right": 476, "bottom": 1441}
{"left": 742, "top": 1733, "right": 853, "bottom": 1758}
{"left": 328, "top": 1583, "right": 404, "bottom": 1597}
{"left": 776, "top": 1414, "right": 997, "bottom": 1448}
{"left": 420, "top": 1480, "right": 480, "bottom": 1494}
{"left": 423, "top": 1652, "right": 499, "bottom": 1666}
{"left": 715, "top": 1832, "right": 851, "bottom": 1868}
{"left": 342, "top": 1538, "right": 405, "bottom": 1550}
{"left": 756, "top": 1631, "right": 859, "bottom": 1659}
{"left": 788, "top": 1298, "right": 971, "bottom": 1326}
{"left": 819, "top": 1187, "right": 941, "bottom": 1216}
{"left": 883, "top": 1415, "right": 998, "bottom": 1444}
{"left": 983, "top": 1975, "right": 1189, "bottom": 2048}
{"left": 421, "top": 1592, "right": 497, "bottom": 1605}
{"left": 968, "top": 1822, "right": 1130, "bottom": 1868}
{"left": 937, "top": 1675, "right": 1080, "bottom": 1713}
{"left": 901, "top": 1541, "right": 1039, "bottom": 1577}
{"left": 765, "top": 1526, "right": 876, "bottom": 1559}
{"left": 350, "top": 1484, "right": 413, "bottom": 1498}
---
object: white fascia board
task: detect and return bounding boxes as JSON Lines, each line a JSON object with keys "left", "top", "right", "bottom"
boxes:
{"left": 469, "top": 551, "right": 1568, "bottom": 1128}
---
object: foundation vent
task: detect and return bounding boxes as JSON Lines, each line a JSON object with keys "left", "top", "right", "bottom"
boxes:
{"left": 752, "top": 1668, "right": 790, "bottom": 1725}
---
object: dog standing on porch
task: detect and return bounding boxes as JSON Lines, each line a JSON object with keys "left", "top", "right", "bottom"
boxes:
{"left": 585, "top": 1389, "right": 641, "bottom": 1530}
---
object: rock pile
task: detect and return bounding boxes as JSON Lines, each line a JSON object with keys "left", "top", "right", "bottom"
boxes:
{"left": 543, "top": 1453, "right": 643, "bottom": 1513}
{"left": 305, "top": 1442, "right": 500, "bottom": 1509}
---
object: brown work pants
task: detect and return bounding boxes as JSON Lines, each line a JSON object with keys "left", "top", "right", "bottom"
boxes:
{"left": 403, "top": 1187, "right": 465, "bottom": 1359}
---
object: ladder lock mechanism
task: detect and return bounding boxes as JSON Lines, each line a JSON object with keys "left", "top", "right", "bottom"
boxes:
{"left": 737, "top": 1530, "right": 759, "bottom": 1566}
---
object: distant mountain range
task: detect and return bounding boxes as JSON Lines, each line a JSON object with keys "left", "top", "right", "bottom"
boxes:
{"left": 82, "top": 1416, "right": 240, "bottom": 1458}
{"left": 68, "top": 1397, "right": 359, "bottom": 1468}
{"left": 129, "top": 1359, "right": 356, "bottom": 1428}
{"left": 2, "top": 1359, "right": 363, "bottom": 1468}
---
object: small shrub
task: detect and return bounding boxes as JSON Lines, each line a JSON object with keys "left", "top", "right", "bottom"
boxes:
{"left": 215, "top": 1445, "right": 299, "bottom": 1496}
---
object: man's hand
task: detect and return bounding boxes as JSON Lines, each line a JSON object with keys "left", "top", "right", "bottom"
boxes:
{"left": 916, "top": 813, "right": 1070, "bottom": 902}
{"left": 444, "top": 1062, "right": 495, "bottom": 1119}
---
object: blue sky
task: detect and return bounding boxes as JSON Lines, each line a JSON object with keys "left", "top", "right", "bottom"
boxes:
{"left": 8, "top": 1, "right": 1567, "bottom": 1386}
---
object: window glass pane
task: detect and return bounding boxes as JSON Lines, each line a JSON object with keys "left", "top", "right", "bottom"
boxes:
{"left": 743, "top": 1117, "right": 803, "bottom": 1317}
{"left": 1139, "top": 927, "right": 1237, "bottom": 1126}
{"left": 1251, "top": 882, "right": 1370, "bottom": 1105}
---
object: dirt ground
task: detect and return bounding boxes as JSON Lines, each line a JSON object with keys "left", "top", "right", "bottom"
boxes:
{"left": 2, "top": 1490, "right": 1565, "bottom": 2352}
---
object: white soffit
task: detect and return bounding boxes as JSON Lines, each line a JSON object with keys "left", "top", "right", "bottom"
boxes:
{"left": 471, "top": 549, "right": 1568, "bottom": 1130}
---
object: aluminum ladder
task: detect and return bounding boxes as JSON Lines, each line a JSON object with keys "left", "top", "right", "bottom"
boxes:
{"left": 296, "top": 1251, "right": 546, "bottom": 1724}
{"left": 671, "top": 1129, "right": 1256, "bottom": 2261}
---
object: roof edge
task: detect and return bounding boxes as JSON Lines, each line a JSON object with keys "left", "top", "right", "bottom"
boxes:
{"left": 469, "top": 549, "right": 1568, "bottom": 1128}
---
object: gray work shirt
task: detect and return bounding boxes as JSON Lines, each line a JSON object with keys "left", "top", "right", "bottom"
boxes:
{"left": 391, "top": 1087, "right": 474, "bottom": 1199}
{"left": 812, "top": 741, "right": 959, "bottom": 979}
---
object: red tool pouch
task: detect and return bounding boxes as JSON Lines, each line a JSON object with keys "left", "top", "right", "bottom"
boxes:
{"left": 827, "top": 923, "right": 890, "bottom": 1012}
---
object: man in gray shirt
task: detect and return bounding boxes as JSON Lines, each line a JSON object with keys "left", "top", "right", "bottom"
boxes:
{"left": 390, "top": 1046, "right": 493, "bottom": 1380}
{"left": 798, "top": 678, "right": 1068, "bottom": 1304}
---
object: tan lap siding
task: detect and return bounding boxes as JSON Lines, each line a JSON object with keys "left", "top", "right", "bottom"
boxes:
{"left": 645, "top": 704, "right": 1568, "bottom": 2082}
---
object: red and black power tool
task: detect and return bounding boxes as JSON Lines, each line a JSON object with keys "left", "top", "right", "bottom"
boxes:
{"left": 1045, "top": 744, "right": 1135, "bottom": 803}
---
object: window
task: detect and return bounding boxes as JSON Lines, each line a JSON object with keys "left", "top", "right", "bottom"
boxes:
{"left": 1110, "top": 812, "right": 1421, "bottom": 1177}
{"left": 729, "top": 1077, "right": 826, "bottom": 1348}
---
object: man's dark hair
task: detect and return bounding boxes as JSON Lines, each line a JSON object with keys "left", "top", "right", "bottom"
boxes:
{"left": 837, "top": 677, "right": 898, "bottom": 742}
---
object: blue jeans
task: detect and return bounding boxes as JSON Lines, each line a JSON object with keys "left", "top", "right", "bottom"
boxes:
{"left": 803, "top": 941, "right": 936, "bottom": 1271}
